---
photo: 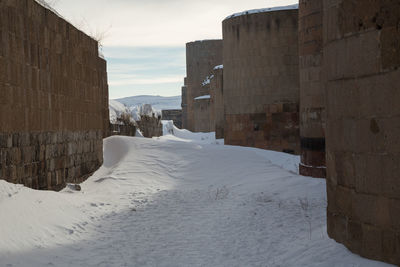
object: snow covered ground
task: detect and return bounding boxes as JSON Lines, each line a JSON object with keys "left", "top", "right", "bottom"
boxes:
{"left": 109, "top": 99, "right": 130, "bottom": 123}
{"left": 0, "top": 127, "right": 393, "bottom": 267}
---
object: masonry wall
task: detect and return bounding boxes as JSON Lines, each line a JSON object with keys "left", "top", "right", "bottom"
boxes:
{"left": 109, "top": 124, "right": 136, "bottom": 137}
{"left": 223, "top": 9, "right": 300, "bottom": 153}
{"left": 0, "top": 0, "right": 109, "bottom": 190}
{"left": 162, "top": 109, "right": 182, "bottom": 129}
{"left": 193, "top": 98, "right": 212, "bottom": 133}
{"left": 181, "top": 81, "right": 188, "bottom": 129}
{"left": 210, "top": 67, "right": 224, "bottom": 139}
{"left": 185, "top": 40, "right": 223, "bottom": 132}
{"left": 137, "top": 115, "right": 162, "bottom": 138}
{"left": 324, "top": 0, "right": 400, "bottom": 265}
{"left": 299, "top": 0, "right": 326, "bottom": 178}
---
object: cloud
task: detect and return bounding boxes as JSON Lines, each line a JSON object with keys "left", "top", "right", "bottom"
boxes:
{"left": 51, "top": 0, "right": 298, "bottom": 98}
{"left": 109, "top": 75, "right": 183, "bottom": 86}
{"left": 53, "top": 0, "right": 298, "bottom": 46}
{"left": 101, "top": 46, "right": 185, "bottom": 98}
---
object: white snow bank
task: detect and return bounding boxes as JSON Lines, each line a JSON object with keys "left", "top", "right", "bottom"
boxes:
{"left": 261, "top": 150, "right": 300, "bottom": 174}
{"left": 194, "top": 95, "right": 211, "bottom": 100}
{"left": 138, "top": 103, "right": 157, "bottom": 118}
{"left": 0, "top": 134, "right": 394, "bottom": 267}
{"left": 109, "top": 99, "right": 130, "bottom": 123}
{"left": 225, "top": 4, "right": 299, "bottom": 20}
{"left": 214, "top": 64, "right": 223, "bottom": 70}
{"left": 161, "top": 123, "right": 297, "bottom": 173}
{"left": 135, "top": 128, "right": 144, "bottom": 137}
{"left": 162, "top": 120, "right": 175, "bottom": 136}
{"left": 161, "top": 120, "right": 219, "bottom": 144}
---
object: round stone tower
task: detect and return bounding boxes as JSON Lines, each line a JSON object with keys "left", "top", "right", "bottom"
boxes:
{"left": 299, "top": 0, "right": 326, "bottom": 178}
{"left": 185, "top": 40, "right": 223, "bottom": 132}
{"left": 222, "top": 5, "right": 300, "bottom": 153}
{"left": 324, "top": 0, "right": 400, "bottom": 265}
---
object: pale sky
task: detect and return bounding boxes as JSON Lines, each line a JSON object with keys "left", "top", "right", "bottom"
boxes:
{"left": 51, "top": 0, "right": 298, "bottom": 99}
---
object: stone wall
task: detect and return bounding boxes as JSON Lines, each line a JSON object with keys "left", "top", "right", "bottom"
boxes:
{"left": 185, "top": 40, "right": 223, "bottom": 132}
{"left": 222, "top": 8, "right": 300, "bottom": 153}
{"left": 324, "top": 0, "right": 400, "bottom": 265}
{"left": 210, "top": 67, "right": 224, "bottom": 139}
{"left": 137, "top": 115, "right": 162, "bottom": 138}
{"left": 0, "top": 0, "right": 109, "bottom": 190}
{"left": 109, "top": 124, "right": 136, "bottom": 137}
{"left": 193, "top": 97, "right": 212, "bottom": 133}
{"left": 299, "top": 0, "right": 326, "bottom": 178}
{"left": 181, "top": 82, "right": 188, "bottom": 129}
{"left": 162, "top": 109, "right": 182, "bottom": 129}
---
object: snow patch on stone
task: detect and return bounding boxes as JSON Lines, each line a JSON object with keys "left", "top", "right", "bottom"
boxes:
{"left": 194, "top": 95, "right": 211, "bottom": 100}
{"left": 201, "top": 75, "right": 214, "bottom": 86}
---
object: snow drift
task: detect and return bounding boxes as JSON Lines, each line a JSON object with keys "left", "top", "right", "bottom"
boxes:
{"left": 0, "top": 130, "right": 392, "bottom": 267}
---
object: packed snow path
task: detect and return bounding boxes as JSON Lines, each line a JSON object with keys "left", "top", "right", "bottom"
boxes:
{"left": 0, "top": 134, "right": 393, "bottom": 266}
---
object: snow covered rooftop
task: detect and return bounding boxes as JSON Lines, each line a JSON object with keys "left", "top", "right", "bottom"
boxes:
{"left": 194, "top": 95, "right": 211, "bottom": 100}
{"left": 225, "top": 4, "right": 299, "bottom": 20}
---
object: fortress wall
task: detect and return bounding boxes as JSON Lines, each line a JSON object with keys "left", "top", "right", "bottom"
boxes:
{"left": 185, "top": 40, "right": 222, "bottom": 132}
{"left": 181, "top": 81, "right": 188, "bottom": 129}
{"left": 210, "top": 67, "right": 224, "bottom": 139}
{"left": 323, "top": 0, "right": 400, "bottom": 264}
{"left": 0, "top": 0, "right": 109, "bottom": 190}
{"left": 299, "top": 0, "right": 326, "bottom": 178}
{"left": 222, "top": 8, "right": 300, "bottom": 153}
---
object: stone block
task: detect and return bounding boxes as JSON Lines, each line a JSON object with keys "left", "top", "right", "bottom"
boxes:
{"left": 347, "top": 220, "right": 363, "bottom": 253}
{"left": 362, "top": 224, "right": 383, "bottom": 260}
{"left": 327, "top": 211, "right": 347, "bottom": 244}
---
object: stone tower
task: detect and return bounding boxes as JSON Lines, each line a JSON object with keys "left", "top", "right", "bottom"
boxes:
{"left": 223, "top": 6, "right": 300, "bottom": 153}
{"left": 324, "top": 0, "right": 400, "bottom": 264}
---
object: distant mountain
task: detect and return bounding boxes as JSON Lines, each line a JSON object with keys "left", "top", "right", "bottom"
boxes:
{"left": 115, "top": 95, "right": 181, "bottom": 111}
{"left": 109, "top": 95, "right": 181, "bottom": 122}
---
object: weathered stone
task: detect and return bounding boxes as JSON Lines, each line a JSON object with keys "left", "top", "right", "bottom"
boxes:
{"left": 210, "top": 67, "right": 224, "bottom": 139}
{"left": 137, "top": 115, "right": 163, "bottom": 138}
{"left": 161, "top": 109, "right": 182, "bottom": 129}
{"left": 185, "top": 40, "right": 223, "bottom": 132}
{"left": 222, "top": 8, "right": 300, "bottom": 154}
{"left": 0, "top": 1, "right": 108, "bottom": 191}
{"left": 324, "top": 0, "right": 400, "bottom": 265}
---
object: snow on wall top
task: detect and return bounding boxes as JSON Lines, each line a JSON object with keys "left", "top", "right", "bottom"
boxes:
{"left": 109, "top": 99, "right": 130, "bottom": 123}
{"left": 194, "top": 95, "right": 211, "bottom": 100}
{"left": 225, "top": 4, "right": 299, "bottom": 20}
{"left": 34, "top": 0, "right": 63, "bottom": 18}
{"left": 214, "top": 65, "right": 223, "bottom": 70}
{"left": 201, "top": 75, "right": 214, "bottom": 86}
